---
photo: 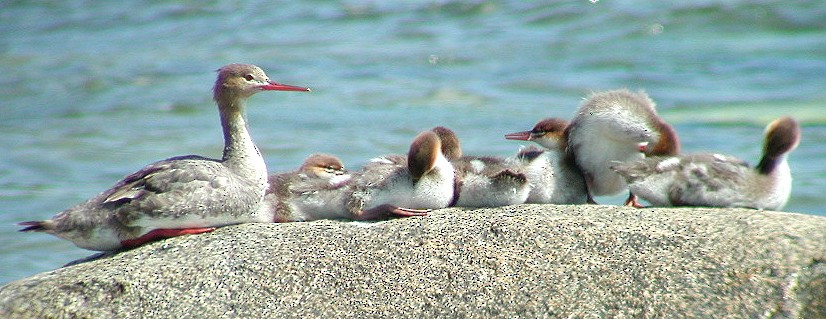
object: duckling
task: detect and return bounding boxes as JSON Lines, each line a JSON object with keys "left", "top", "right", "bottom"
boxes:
{"left": 344, "top": 130, "right": 457, "bottom": 219}
{"left": 611, "top": 117, "right": 800, "bottom": 210}
{"left": 263, "top": 154, "right": 351, "bottom": 222}
{"left": 505, "top": 118, "right": 587, "bottom": 204}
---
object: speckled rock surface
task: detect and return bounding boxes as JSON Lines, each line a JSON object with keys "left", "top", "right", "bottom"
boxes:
{"left": 1, "top": 205, "right": 825, "bottom": 318}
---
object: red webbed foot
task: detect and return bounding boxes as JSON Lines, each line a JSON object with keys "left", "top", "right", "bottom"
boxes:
{"left": 624, "top": 193, "right": 646, "bottom": 208}
{"left": 390, "top": 206, "right": 430, "bottom": 217}
{"left": 357, "top": 204, "right": 430, "bottom": 221}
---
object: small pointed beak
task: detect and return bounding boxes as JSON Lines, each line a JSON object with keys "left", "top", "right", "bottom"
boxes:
{"left": 261, "top": 81, "right": 311, "bottom": 92}
{"left": 505, "top": 131, "right": 532, "bottom": 141}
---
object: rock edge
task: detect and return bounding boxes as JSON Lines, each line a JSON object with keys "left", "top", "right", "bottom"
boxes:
{"left": 1, "top": 205, "right": 825, "bottom": 318}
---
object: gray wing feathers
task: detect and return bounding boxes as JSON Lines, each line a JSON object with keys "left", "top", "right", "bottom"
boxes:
{"left": 105, "top": 157, "right": 263, "bottom": 225}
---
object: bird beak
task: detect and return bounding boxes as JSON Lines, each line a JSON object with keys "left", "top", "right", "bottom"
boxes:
{"left": 504, "top": 131, "right": 532, "bottom": 141}
{"left": 261, "top": 81, "right": 311, "bottom": 92}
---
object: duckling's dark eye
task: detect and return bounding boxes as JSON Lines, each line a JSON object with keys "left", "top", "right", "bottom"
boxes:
{"left": 244, "top": 74, "right": 255, "bottom": 81}
{"left": 326, "top": 166, "right": 344, "bottom": 173}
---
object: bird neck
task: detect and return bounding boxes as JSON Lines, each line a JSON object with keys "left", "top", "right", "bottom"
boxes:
{"left": 756, "top": 154, "right": 786, "bottom": 176}
{"left": 219, "top": 100, "right": 267, "bottom": 183}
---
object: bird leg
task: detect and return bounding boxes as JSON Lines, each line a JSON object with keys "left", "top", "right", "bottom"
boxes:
{"left": 120, "top": 227, "right": 216, "bottom": 248}
{"left": 624, "top": 192, "right": 646, "bottom": 208}
{"left": 584, "top": 173, "right": 599, "bottom": 205}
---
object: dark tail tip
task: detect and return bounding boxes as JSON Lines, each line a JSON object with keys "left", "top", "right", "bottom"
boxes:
{"left": 18, "top": 221, "right": 47, "bottom": 232}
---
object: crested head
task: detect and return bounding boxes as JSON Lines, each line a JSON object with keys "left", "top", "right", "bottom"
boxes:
{"left": 431, "top": 126, "right": 463, "bottom": 160}
{"left": 505, "top": 118, "right": 566, "bottom": 146}
{"left": 763, "top": 116, "right": 801, "bottom": 158}
{"left": 531, "top": 118, "right": 569, "bottom": 148}
{"left": 213, "top": 64, "right": 270, "bottom": 102}
{"left": 408, "top": 131, "right": 442, "bottom": 181}
{"left": 299, "top": 153, "right": 347, "bottom": 178}
{"left": 212, "top": 63, "right": 309, "bottom": 107}
{"left": 532, "top": 118, "right": 569, "bottom": 134}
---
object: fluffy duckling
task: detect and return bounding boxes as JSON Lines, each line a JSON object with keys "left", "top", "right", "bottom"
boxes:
{"left": 611, "top": 117, "right": 800, "bottom": 210}
{"left": 505, "top": 118, "right": 588, "bottom": 204}
{"left": 432, "top": 126, "right": 531, "bottom": 208}
{"left": 263, "top": 154, "right": 351, "bottom": 222}
{"left": 565, "top": 89, "right": 676, "bottom": 205}
{"left": 344, "top": 130, "right": 457, "bottom": 219}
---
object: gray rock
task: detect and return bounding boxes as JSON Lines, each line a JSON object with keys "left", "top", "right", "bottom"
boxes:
{"left": 1, "top": 205, "right": 825, "bottom": 318}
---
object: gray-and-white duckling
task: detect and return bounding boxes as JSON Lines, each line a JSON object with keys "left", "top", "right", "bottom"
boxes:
{"left": 505, "top": 118, "right": 588, "bottom": 204}
{"left": 611, "top": 116, "right": 800, "bottom": 210}
{"left": 565, "top": 89, "right": 677, "bottom": 205}
{"left": 343, "top": 129, "right": 457, "bottom": 219}
{"left": 431, "top": 126, "right": 531, "bottom": 208}
{"left": 262, "top": 153, "right": 351, "bottom": 222}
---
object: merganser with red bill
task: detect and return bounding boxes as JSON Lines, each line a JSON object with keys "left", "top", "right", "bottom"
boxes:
{"left": 505, "top": 118, "right": 588, "bottom": 204}
{"left": 18, "top": 64, "right": 310, "bottom": 251}
{"left": 343, "top": 130, "right": 457, "bottom": 219}
{"left": 612, "top": 117, "right": 800, "bottom": 210}
{"left": 564, "top": 89, "right": 670, "bottom": 205}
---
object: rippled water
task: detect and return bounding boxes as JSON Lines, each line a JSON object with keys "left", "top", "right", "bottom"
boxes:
{"left": 1, "top": 0, "right": 825, "bottom": 284}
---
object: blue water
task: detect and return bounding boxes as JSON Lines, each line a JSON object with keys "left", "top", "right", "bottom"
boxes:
{"left": 1, "top": 0, "right": 825, "bottom": 285}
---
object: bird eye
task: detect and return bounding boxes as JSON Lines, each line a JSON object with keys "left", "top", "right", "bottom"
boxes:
{"left": 244, "top": 74, "right": 255, "bottom": 81}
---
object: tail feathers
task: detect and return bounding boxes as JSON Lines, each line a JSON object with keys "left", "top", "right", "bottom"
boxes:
{"left": 18, "top": 220, "right": 52, "bottom": 232}
{"left": 609, "top": 161, "right": 631, "bottom": 177}
{"left": 610, "top": 161, "right": 647, "bottom": 180}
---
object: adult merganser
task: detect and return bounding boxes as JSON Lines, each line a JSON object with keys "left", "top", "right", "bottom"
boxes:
{"left": 565, "top": 89, "right": 669, "bottom": 204}
{"left": 263, "top": 154, "right": 351, "bottom": 222}
{"left": 505, "top": 118, "right": 588, "bottom": 204}
{"left": 18, "top": 64, "right": 310, "bottom": 251}
{"left": 611, "top": 117, "right": 800, "bottom": 210}
{"left": 344, "top": 129, "right": 457, "bottom": 219}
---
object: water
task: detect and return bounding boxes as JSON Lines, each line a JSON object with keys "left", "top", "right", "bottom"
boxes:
{"left": 1, "top": 0, "right": 825, "bottom": 285}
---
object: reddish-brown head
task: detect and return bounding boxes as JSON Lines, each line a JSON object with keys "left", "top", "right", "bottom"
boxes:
{"left": 505, "top": 118, "right": 569, "bottom": 150}
{"left": 408, "top": 131, "right": 442, "bottom": 182}
{"left": 213, "top": 63, "right": 309, "bottom": 105}
{"left": 643, "top": 119, "right": 681, "bottom": 156}
{"left": 431, "top": 126, "right": 463, "bottom": 161}
{"left": 299, "top": 153, "right": 347, "bottom": 178}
